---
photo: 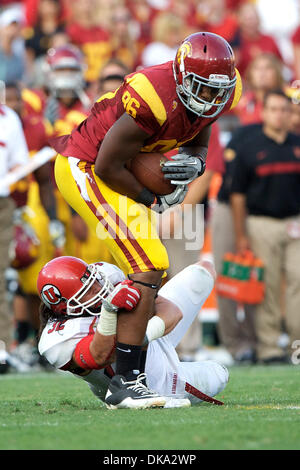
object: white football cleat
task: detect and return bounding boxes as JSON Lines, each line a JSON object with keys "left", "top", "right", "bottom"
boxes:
{"left": 163, "top": 397, "right": 191, "bottom": 408}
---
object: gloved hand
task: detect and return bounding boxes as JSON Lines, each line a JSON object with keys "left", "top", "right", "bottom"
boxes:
{"left": 162, "top": 153, "right": 206, "bottom": 185}
{"left": 152, "top": 185, "right": 188, "bottom": 213}
{"left": 49, "top": 219, "right": 66, "bottom": 249}
{"left": 103, "top": 279, "right": 141, "bottom": 312}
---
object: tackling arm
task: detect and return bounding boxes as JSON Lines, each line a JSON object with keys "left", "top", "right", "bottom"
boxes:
{"left": 70, "top": 283, "right": 183, "bottom": 372}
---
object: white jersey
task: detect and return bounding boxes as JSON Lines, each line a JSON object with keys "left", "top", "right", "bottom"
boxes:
{"left": 0, "top": 105, "right": 29, "bottom": 196}
{"left": 38, "top": 262, "right": 229, "bottom": 404}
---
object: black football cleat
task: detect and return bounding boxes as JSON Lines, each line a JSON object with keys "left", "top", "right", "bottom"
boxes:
{"left": 105, "top": 373, "right": 167, "bottom": 409}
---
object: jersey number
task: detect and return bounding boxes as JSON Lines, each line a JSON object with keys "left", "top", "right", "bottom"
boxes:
{"left": 122, "top": 91, "right": 140, "bottom": 118}
{"left": 47, "top": 320, "right": 66, "bottom": 334}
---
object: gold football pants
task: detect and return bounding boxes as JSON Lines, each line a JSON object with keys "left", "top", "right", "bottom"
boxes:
{"left": 54, "top": 154, "right": 169, "bottom": 275}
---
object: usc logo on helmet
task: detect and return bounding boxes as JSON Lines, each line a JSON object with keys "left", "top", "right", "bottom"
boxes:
{"left": 177, "top": 42, "right": 192, "bottom": 65}
{"left": 41, "top": 284, "right": 62, "bottom": 305}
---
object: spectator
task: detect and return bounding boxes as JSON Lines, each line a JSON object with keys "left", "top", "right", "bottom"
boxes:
{"left": 109, "top": 5, "right": 138, "bottom": 71}
{"left": 0, "top": 104, "right": 29, "bottom": 372}
{"left": 141, "top": 11, "right": 185, "bottom": 67}
{"left": 195, "top": 0, "right": 240, "bottom": 47}
{"left": 0, "top": 7, "right": 25, "bottom": 83}
{"left": 24, "top": 0, "right": 66, "bottom": 61}
{"left": 235, "top": 53, "right": 284, "bottom": 125}
{"left": 24, "top": 0, "right": 69, "bottom": 28}
{"left": 127, "top": 0, "right": 157, "bottom": 55}
{"left": 24, "top": 0, "right": 68, "bottom": 86}
{"left": 211, "top": 126, "right": 257, "bottom": 364}
{"left": 230, "top": 90, "right": 300, "bottom": 363}
{"left": 169, "top": 0, "right": 197, "bottom": 34}
{"left": 97, "top": 58, "right": 129, "bottom": 98}
{"left": 66, "top": 0, "right": 111, "bottom": 83}
{"left": 236, "top": 2, "right": 282, "bottom": 78}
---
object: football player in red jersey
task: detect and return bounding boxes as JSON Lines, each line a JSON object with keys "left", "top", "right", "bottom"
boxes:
{"left": 44, "top": 44, "right": 92, "bottom": 129}
{"left": 51, "top": 32, "right": 242, "bottom": 408}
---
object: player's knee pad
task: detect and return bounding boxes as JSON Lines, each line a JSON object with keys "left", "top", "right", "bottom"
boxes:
{"left": 182, "top": 263, "right": 215, "bottom": 305}
{"left": 158, "top": 262, "right": 214, "bottom": 312}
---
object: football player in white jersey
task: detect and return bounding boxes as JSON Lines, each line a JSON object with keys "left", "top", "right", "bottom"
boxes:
{"left": 37, "top": 256, "right": 229, "bottom": 409}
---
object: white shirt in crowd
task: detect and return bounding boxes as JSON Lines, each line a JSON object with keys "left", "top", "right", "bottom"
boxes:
{"left": 141, "top": 42, "right": 179, "bottom": 67}
{"left": 0, "top": 105, "right": 29, "bottom": 197}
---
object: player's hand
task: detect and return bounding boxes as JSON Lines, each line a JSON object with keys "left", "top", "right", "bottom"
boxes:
{"left": 103, "top": 279, "right": 141, "bottom": 312}
{"left": 162, "top": 153, "right": 206, "bottom": 185}
{"left": 49, "top": 219, "right": 66, "bottom": 249}
{"left": 152, "top": 185, "right": 188, "bottom": 213}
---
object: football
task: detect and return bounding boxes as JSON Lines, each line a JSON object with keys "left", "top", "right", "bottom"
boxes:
{"left": 127, "top": 152, "right": 175, "bottom": 196}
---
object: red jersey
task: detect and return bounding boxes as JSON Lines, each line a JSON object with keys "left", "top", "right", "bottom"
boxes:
{"left": 51, "top": 62, "right": 242, "bottom": 163}
{"left": 53, "top": 98, "right": 91, "bottom": 137}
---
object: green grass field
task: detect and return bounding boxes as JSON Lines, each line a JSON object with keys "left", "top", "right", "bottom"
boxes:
{"left": 0, "top": 365, "right": 300, "bottom": 450}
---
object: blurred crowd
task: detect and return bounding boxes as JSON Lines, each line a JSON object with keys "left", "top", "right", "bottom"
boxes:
{"left": 1, "top": 0, "right": 300, "bottom": 373}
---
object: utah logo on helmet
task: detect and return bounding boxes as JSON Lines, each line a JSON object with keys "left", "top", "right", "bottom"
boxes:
{"left": 41, "top": 284, "right": 62, "bottom": 306}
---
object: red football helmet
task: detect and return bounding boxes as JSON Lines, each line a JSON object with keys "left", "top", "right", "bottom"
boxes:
{"left": 10, "top": 222, "right": 40, "bottom": 270}
{"left": 46, "top": 44, "right": 86, "bottom": 94}
{"left": 173, "top": 32, "right": 237, "bottom": 118}
{"left": 37, "top": 256, "right": 114, "bottom": 316}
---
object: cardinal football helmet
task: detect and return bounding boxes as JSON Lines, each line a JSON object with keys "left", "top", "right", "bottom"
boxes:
{"left": 173, "top": 32, "right": 237, "bottom": 118}
{"left": 46, "top": 44, "right": 86, "bottom": 95}
{"left": 37, "top": 256, "right": 114, "bottom": 316}
{"left": 9, "top": 221, "right": 40, "bottom": 270}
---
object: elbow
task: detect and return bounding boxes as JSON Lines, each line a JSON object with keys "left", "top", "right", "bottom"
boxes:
{"left": 175, "top": 309, "right": 183, "bottom": 325}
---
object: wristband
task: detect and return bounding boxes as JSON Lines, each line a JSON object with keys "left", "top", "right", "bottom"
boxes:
{"left": 136, "top": 188, "right": 156, "bottom": 207}
{"left": 96, "top": 306, "right": 117, "bottom": 336}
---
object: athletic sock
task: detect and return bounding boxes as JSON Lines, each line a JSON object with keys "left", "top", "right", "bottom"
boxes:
{"left": 115, "top": 342, "right": 142, "bottom": 381}
{"left": 139, "top": 349, "right": 147, "bottom": 374}
{"left": 15, "top": 321, "right": 30, "bottom": 344}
